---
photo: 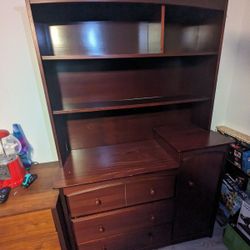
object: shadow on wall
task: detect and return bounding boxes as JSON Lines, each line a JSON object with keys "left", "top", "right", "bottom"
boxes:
{"left": 15, "top": 6, "right": 51, "bottom": 121}
{"left": 13, "top": 5, "right": 58, "bottom": 162}
{"left": 236, "top": 34, "right": 250, "bottom": 70}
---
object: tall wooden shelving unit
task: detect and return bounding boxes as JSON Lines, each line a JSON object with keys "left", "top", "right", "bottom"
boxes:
{"left": 26, "top": 1, "right": 232, "bottom": 249}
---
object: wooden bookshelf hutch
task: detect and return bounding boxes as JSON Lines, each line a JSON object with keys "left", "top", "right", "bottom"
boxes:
{"left": 26, "top": 0, "right": 233, "bottom": 249}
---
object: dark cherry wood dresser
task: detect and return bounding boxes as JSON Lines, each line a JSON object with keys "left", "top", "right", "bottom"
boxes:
{"left": 25, "top": 0, "right": 232, "bottom": 249}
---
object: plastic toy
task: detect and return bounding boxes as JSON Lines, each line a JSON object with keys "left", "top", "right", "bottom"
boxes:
{"left": 0, "top": 187, "right": 11, "bottom": 204}
{"left": 12, "top": 124, "right": 33, "bottom": 171}
{"left": 22, "top": 173, "right": 37, "bottom": 188}
{"left": 0, "top": 130, "right": 26, "bottom": 188}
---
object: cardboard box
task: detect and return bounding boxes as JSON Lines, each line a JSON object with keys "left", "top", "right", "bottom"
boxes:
{"left": 242, "top": 151, "right": 250, "bottom": 176}
{"left": 228, "top": 143, "right": 250, "bottom": 175}
{"left": 221, "top": 174, "right": 248, "bottom": 216}
{"left": 237, "top": 200, "right": 250, "bottom": 240}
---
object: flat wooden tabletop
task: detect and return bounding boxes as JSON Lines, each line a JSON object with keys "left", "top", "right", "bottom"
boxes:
{"left": 154, "top": 124, "right": 234, "bottom": 152}
{"left": 54, "top": 140, "right": 179, "bottom": 188}
{"left": 0, "top": 162, "right": 60, "bottom": 217}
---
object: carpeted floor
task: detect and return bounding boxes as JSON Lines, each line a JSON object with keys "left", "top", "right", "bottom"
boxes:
{"left": 158, "top": 223, "right": 227, "bottom": 250}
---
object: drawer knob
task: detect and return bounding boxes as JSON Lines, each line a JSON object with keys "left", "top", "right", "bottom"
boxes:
{"left": 95, "top": 199, "right": 102, "bottom": 206}
{"left": 188, "top": 180, "right": 195, "bottom": 188}
{"left": 99, "top": 226, "right": 105, "bottom": 233}
{"left": 150, "top": 215, "right": 156, "bottom": 222}
{"left": 150, "top": 188, "right": 155, "bottom": 195}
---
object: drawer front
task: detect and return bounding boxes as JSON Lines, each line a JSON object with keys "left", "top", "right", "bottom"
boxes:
{"left": 126, "top": 174, "right": 175, "bottom": 206}
{"left": 66, "top": 183, "right": 125, "bottom": 217}
{"left": 1, "top": 232, "right": 61, "bottom": 250}
{"left": 77, "top": 224, "right": 172, "bottom": 250}
{"left": 72, "top": 200, "right": 174, "bottom": 244}
{"left": 78, "top": 233, "right": 128, "bottom": 250}
{"left": 0, "top": 210, "right": 56, "bottom": 243}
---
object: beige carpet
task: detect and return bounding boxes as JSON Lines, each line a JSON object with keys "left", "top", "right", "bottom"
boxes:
{"left": 158, "top": 223, "right": 227, "bottom": 250}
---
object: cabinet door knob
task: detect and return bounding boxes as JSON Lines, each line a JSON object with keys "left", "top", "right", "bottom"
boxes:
{"left": 103, "top": 247, "right": 107, "bottom": 250}
{"left": 188, "top": 180, "right": 195, "bottom": 188}
{"left": 95, "top": 198, "right": 102, "bottom": 206}
{"left": 150, "top": 215, "right": 155, "bottom": 222}
{"left": 150, "top": 188, "right": 155, "bottom": 195}
{"left": 99, "top": 226, "right": 105, "bottom": 233}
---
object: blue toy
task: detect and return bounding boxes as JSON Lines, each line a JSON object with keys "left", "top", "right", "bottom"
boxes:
{"left": 12, "top": 124, "right": 33, "bottom": 170}
{"left": 22, "top": 173, "right": 37, "bottom": 188}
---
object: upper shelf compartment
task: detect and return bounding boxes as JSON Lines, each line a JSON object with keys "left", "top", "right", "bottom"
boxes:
{"left": 43, "top": 56, "right": 217, "bottom": 114}
{"left": 165, "top": 0, "right": 226, "bottom": 10}
{"left": 30, "top": 0, "right": 227, "bottom": 11}
{"left": 31, "top": 2, "right": 162, "bottom": 56}
{"left": 164, "top": 5, "right": 224, "bottom": 54}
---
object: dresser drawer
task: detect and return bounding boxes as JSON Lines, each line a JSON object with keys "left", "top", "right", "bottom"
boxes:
{"left": 126, "top": 174, "right": 175, "bottom": 206}
{"left": 77, "top": 223, "right": 172, "bottom": 250}
{"left": 78, "top": 233, "right": 128, "bottom": 250}
{"left": 1, "top": 232, "right": 61, "bottom": 250}
{"left": 0, "top": 210, "right": 56, "bottom": 242}
{"left": 72, "top": 200, "right": 174, "bottom": 244}
{"left": 65, "top": 182, "right": 125, "bottom": 217}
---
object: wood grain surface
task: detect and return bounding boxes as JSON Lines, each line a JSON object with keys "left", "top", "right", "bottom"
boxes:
{"left": 0, "top": 232, "right": 61, "bottom": 250}
{"left": 0, "top": 162, "right": 60, "bottom": 217}
{"left": 54, "top": 140, "right": 179, "bottom": 188}
{"left": 0, "top": 210, "right": 55, "bottom": 243}
{"left": 29, "top": 0, "right": 227, "bottom": 10}
{"left": 78, "top": 224, "right": 172, "bottom": 250}
{"left": 154, "top": 123, "right": 234, "bottom": 152}
{"left": 72, "top": 200, "right": 174, "bottom": 244}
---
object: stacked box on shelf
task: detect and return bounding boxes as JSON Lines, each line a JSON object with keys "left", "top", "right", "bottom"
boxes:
{"left": 228, "top": 143, "right": 250, "bottom": 176}
{"left": 237, "top": 199, "right": 250, "bottom": 241}
{"left": 220, "top": 174, "right": 248, "bottom": 216}
{"left": 217, "top": 171, "right": 248, "bottom": 226}
{"left": 217, "top": 126, "right": 250, "bottom": 176}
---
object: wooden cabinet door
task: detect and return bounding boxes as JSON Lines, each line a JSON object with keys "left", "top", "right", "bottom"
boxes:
{"left": 173, "top": 147, "right": 226, "bottom": 241}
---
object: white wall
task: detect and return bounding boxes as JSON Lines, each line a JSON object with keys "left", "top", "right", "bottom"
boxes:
{"left": 211, "top": 0, "right": 250, "bottom": 135}
{"left": 222, "top": 0, "right": 250, "bottom": 135}
{"left": 0, "top": 0, "right": 58, "bottom": 163}
{"left": 0, "top": 0, "right": 249, "bottom": 163}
